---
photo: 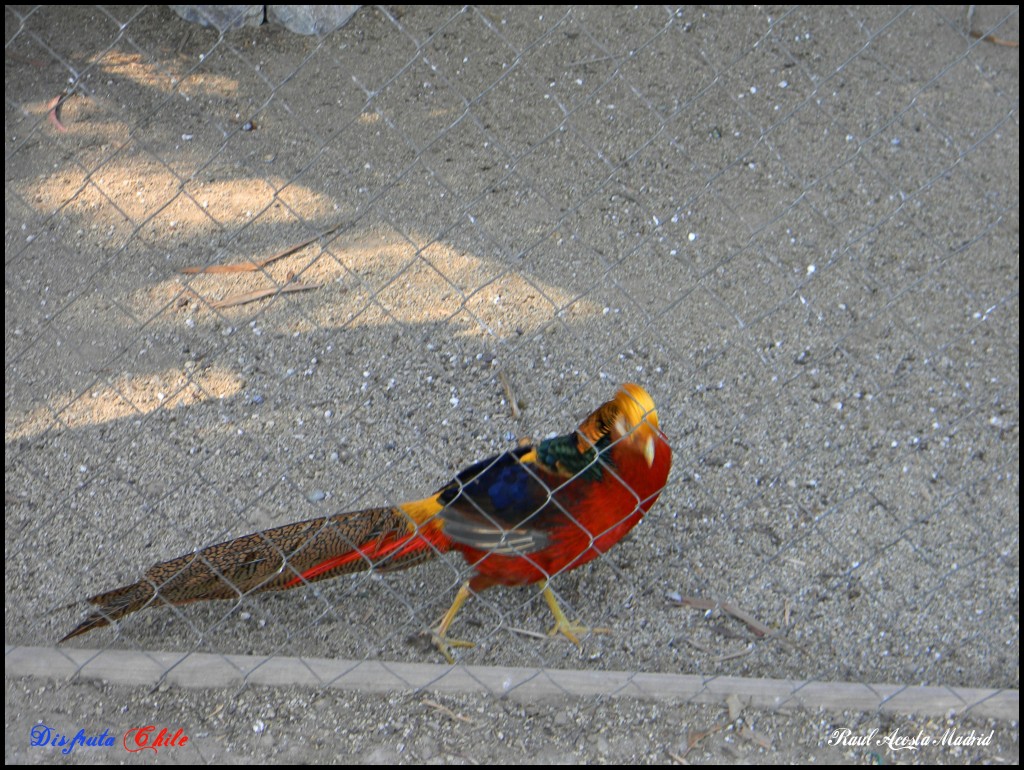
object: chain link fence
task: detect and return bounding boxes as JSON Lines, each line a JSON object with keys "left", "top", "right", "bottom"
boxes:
{"left": 6, "top": 4, "right": 1019, "bottom": 762}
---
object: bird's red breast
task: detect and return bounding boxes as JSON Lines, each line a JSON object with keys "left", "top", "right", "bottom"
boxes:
{"left": 437, "top": 383, "right": 672, "bottom": 590}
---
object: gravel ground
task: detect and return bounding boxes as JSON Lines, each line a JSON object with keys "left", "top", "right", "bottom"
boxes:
{"left": 5, "top": 4, "right": 1019, "bottom": 764}
{"left": 5, "top": 676, "right": 1019, "bottom": 764}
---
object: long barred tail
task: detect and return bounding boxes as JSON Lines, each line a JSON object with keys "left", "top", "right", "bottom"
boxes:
{"left": 61, "top": 502, "right": 446, "bottom": 641}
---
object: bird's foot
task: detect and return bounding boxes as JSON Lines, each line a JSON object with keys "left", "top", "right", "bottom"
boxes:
{"left": 427, "top": 582, "right": 477, "bottom": 663}
{"left": 429, "top": 630, "right": 475, "bottom": 664}
{"left": 541, "top": 581, "right": 611, "bottom": 648}
{"left": 547, "top": 617, "right": 611, "bottom": 648}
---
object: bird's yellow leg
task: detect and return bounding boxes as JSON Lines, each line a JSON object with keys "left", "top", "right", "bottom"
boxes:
{"left": 541, "top": 581, "right": 611, "bottom": 647}
{"left": 430, "top": 581, "right": 476, "bottom": 663}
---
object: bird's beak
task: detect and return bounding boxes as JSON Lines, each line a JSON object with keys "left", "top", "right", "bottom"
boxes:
{"left": 643, "top": 436, "right": 655, "bottom": 467}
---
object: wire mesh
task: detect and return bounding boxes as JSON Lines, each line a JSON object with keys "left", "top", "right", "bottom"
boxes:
{"left": 5, "top": 4, "right": 1019, "bottom": 761}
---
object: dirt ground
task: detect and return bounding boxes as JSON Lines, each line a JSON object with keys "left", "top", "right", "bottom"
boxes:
{"left": 5, "top": 4, "right": 1019, "bottom": 764}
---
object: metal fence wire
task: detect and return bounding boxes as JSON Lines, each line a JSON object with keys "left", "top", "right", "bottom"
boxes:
{"left": 5, "top": 1, "right": 1019, "bottom": 735}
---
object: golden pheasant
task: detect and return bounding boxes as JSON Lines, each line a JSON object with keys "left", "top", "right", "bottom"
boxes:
{"left": 62, "top": 383, "right": 672, "bottom": 660}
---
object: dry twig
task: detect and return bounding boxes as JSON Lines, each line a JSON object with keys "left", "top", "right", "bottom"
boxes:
{"left": 421, "top": 698, "right": 474, "bottom": 724}
{"left": 499, "top": 371, "right": 521, "bottom": 419}
{"left": 46, "top": 91, "right": 70, "bottom": 132}
{"left": 668, "top": 595, "right": 772, "bottom": 637}
{"left": 211, "top": 282, "right": 321, "bottom": 309}
{"left": 969, "top": 29, "right": 1018, "bottom": 47}
{"left": 182, "top": 222, "right": 348, "bottom": 274}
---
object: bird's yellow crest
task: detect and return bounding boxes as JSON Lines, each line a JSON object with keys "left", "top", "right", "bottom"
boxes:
{"left": 578, "top": 383, "right": 661, "bottom": 466}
